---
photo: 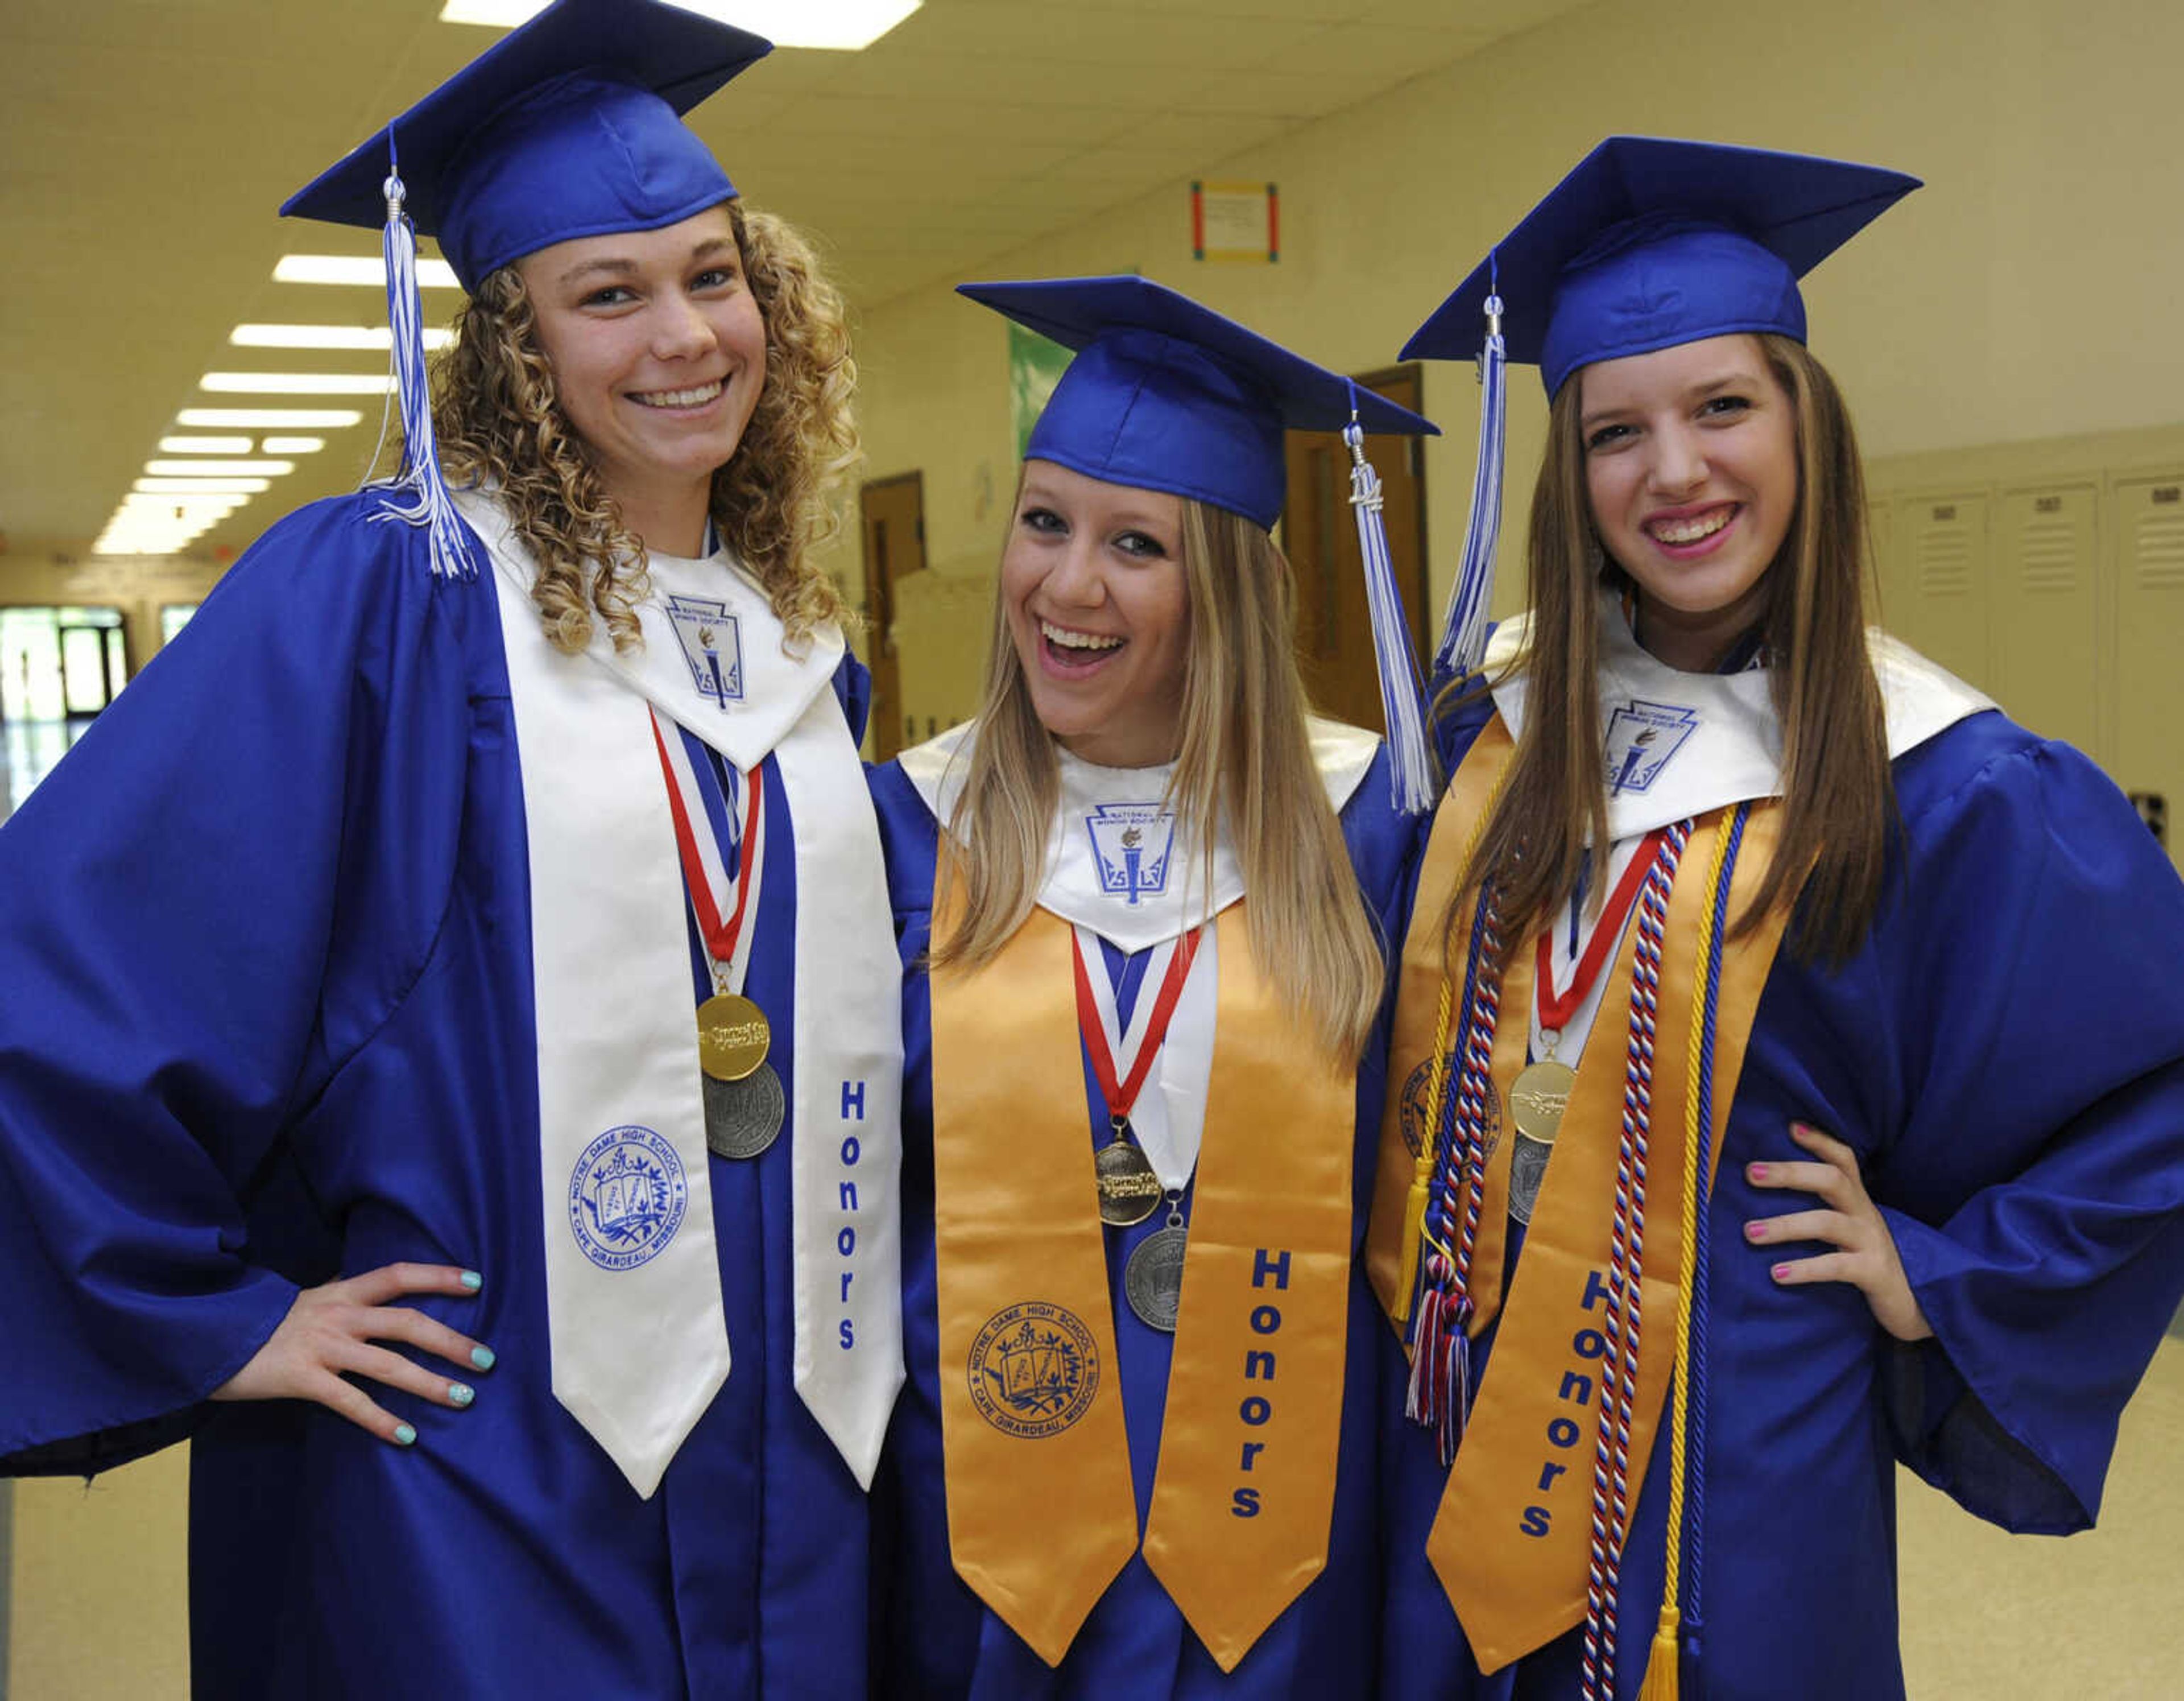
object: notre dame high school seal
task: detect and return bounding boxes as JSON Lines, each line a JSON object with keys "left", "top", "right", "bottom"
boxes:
{"left": 567, "top": 1125, "right": 689, "bottom": 1271}
{"left": 968, "top": 1300, "right": 1101, "bottom": 1439}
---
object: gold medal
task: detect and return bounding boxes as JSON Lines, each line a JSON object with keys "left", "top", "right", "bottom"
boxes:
{"left": 1508, "top": 1058, "right": 1577, "bottom": 1145}
{"left": 698, "top": 991, "right": 770, "bottom": 1082}
{"left": 1094, "top": 1134, "right": 1164, "bottom": 1227}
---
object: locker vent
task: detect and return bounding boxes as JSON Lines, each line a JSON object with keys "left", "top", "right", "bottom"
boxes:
{"left": 1916, "top": 523, "right": 1974, "bottom": 597}
{"left": 2018, "top": 519, "right": 2079, "bottom": 593}
{"left": 2136, "top": 510, "right": 2184, "bottom": 589}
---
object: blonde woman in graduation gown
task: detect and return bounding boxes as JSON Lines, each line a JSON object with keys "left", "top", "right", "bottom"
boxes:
{"left": 868, "top": 275, "right": 1434, "bottom": 1697}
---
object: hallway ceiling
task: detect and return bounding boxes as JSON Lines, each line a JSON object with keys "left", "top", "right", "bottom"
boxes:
{"left": 0, "top": 0, "right": 1584, "bottom": 561}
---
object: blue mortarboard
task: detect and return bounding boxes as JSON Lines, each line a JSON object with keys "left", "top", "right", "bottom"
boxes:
{"left": 958, "top": 275, "right": 1436, "bottom": 532}
{"left": 282, "top": 0, "right": 768, "bottom": 292}
{"left": 1403, "top": 137, "right": 1921, "bottom": 689}
{"left": 1404, "top": 137, "right": 1921, "bottom": 397}
{"left": 277, "top": 0, "right": 770, "bottom": 583}
{"left": 961, "top": 274, "right": 1443, "bottom": 811}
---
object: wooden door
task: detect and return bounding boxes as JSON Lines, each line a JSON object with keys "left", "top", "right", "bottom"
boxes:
{"left": 1280, "top": 364, "right": 1429, "bottom": 733}
{"left": 858, "top": 472, "right": 926, "bottom": 761}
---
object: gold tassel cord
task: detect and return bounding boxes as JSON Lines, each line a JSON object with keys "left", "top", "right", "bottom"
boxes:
{"left": 1636, "top": 808, "right": 1738, "bottom": 1701}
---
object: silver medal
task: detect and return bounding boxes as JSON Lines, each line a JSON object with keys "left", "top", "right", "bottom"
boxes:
{"left": 704, "top": 1060, "right": 785, "bottom": 1160}
{"left": 1124, "top": 1223, "right": 1189, "bottom": 1332}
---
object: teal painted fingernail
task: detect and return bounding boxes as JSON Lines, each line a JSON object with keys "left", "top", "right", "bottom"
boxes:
{"left": 449, "top": 1382, "right": 475, "bottom": 1408}
{"left": 460, "top": 1270, "right": 483, "bottom": 1291}
{"left": 393, "top": 1423, "right": 417, "bottom": 1447}
{"left": 471, "top": 1346, "right": 497, "bottom": 1372}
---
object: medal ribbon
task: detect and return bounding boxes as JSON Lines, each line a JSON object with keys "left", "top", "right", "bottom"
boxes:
{"left": 1071, "top": 924, "right": 1204, "bottom": 1136}
{"left": 1535, "top": 829, "right": 1666, "bottom": 1037}
{"left": 650, "top": 708, "right": 763, "bottom": 990}
{"left": 933, "top": 856, "right": 1351, "bottom": 1671}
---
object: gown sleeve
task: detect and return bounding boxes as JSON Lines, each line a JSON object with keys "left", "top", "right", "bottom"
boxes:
{"left": 1866, "top": 721, "right": 2184, "bottom": 1532}
{"left": 0, "top": 496, "right": 476, "bottom": 1472}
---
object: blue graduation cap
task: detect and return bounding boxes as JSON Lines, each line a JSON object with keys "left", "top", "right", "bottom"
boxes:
{"left": 959, "top": 274, "right": 1443, "bottom": 809}
{"left": 279, "top": 0, "right": 772, "bottom": 578}
{"left": 1402, "top": 137, "right": 1921, "bottom": 683}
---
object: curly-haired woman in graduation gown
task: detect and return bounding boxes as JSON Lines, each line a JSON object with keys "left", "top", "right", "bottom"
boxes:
{"left": 0, "top": 5, "right": 903, "bottom": 1695}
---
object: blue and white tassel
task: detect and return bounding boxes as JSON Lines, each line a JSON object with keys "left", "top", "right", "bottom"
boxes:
{"left": 369, "top": 143, "right": 476, "bottom": 580}
{"left": 1345, "top": 389, "right": 1436, "bottom": 815}
{"left": 1432, "top": 278, "right": 1506, "bottom": 690}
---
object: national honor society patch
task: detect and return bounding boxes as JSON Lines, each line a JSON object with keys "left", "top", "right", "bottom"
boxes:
{"left": 1085, "top": 803, "right": 1175, "bottom": 906}
{"left": 665, "top": 594, "right": 744, "bottom": 708}
{"left": 568, "top": 1125, "right": 690, "bottom": 1270}
{"left": 1399, "top": 1054, "right": 1502, "bottom": 1163}
{"left": 968, "top": 1301, "right": 1101, "bottom": 1438}
{"left": 1603, "top": 698, "right": 1700, "bottom": 794}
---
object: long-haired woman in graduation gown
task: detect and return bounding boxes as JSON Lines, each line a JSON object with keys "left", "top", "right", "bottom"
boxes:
{"left": 1368, "top": 138, "right": 2184, "bottom": 1700}
{"left": 867, "top": 275, "right": 1434, "bottom": 1697}
{"left": 0, "top": 4, "right": 904, "bottom": 1695}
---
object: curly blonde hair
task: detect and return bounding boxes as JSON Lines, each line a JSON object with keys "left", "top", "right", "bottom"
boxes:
{"left": 432, "top": 200, "right": 858, "bottom": 654}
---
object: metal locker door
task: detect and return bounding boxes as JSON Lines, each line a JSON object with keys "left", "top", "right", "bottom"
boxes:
{"left": 1991, "top": 483, "right": 2100, "bottom": 757}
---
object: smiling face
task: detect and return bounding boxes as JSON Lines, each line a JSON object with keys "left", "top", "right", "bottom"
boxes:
{"left": 1001, "top": 460, "right": 1190, "bottom": 768}
{"left": 1578, "top": 333, "right": 1800, "bottom": 671}
{"left": 517, "top": 204, "right": 765, "bottom": 555}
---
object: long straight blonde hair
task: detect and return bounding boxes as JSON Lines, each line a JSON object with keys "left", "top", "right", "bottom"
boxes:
{"left": 1447, "top": 333, "right": 1893, "bottom": 964}
{"left": 932, "top": 488, "right": 1385, "bottom": 1066}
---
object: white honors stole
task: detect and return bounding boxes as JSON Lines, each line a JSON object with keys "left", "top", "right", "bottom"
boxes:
{"left": 461, "top": 491, "right": 904, "bottom": 1498}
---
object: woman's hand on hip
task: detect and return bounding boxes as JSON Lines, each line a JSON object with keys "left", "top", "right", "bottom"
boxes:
{"left": 1744, "top": 1122, "right": 1933, "bottom": 1343}
{"left": 212, "top": 1263, "right": 494, "bottom": 1446}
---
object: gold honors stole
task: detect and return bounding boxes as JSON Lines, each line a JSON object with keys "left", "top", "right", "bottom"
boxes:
{"left": 1364, "top": 717, "right": 1790, "bottom": 1672}
{"left": 930, "top": 853, "right": 1355, "bottom": 1671}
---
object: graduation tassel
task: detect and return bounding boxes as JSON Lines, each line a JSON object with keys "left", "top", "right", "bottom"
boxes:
{"left": 369, "top": 139, "right": 477, "bottom": 580}
{"left": 1637, "top": 803, "right": 1748, "bottom": 1701}
{"left": 1345, "top": 397, "right": 1436, "bottom": 814}
{"left": 1430, "top": 274, "right": 1506, "bottom": 691}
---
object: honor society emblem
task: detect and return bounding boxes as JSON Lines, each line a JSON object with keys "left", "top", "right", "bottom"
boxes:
{"left": 1086, "top": 803, "right": 1175, "bottom": 905}
{"left": 665, "top": 594, "right": 745, "bottom": 707}
{"left": 968, "top": 1300, "right": 1101, "bottom": 1439}
{"left": 1603, "top": 699, "right": 1699, "bottom": 795}
{"left": 1399, "top": 1054, "right": 1501, "bottom": 1163}
{"left": 568, "top": 1125, "right": 690, "bottom": 1271}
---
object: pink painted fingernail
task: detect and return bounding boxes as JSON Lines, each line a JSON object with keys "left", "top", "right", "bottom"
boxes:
{"left": 1748, "top": 1162, "right": 1769, "bottom": 1182}
{"left": 1771, "top": 1264, "right": 1791, "bottom": 1281}
{"left": 1745, "top": 1220, "right": 1766, "bottom": 1241}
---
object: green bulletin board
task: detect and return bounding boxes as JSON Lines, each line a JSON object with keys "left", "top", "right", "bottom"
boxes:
{"left": 1008, "top": 321, "right": 1074, "bottom": 458}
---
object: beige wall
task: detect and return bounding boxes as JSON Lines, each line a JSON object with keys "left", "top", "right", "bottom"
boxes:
{"left": 829, "top": 0, "right": 2184, "bottom": 660}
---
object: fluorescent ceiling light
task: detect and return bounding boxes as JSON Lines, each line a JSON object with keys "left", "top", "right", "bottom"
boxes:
{"left": 438, "top": 0, "right": 922, "bottom": 50}
{"left": 275, "top": 254, "right": 462, "bottom": 290}
{"left": 144, "top": 459, "right": 295, "bottom": 478}
{"left": 233, "top": 323, "right": 455, "bottom": 352}
{"left": 178, "top": 408, "right": 365, "bottom": 428}
{"left": 136, "top": 477, "right": 272, "bottom": 494}
{"left": 201, "top": 373, "right": 395, "bottom": 396}
{"left": 159, "top": 435, "right": 253, "bottom": 454}
{"left": 260, "top": 436, "right": 326, "bottom": 454}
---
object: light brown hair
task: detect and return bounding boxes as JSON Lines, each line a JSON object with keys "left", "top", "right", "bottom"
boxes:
{"left": 934, "top": 488, "right": 1386, "bottom": 1065}
{"left": 432, "top": 201, "right": 857, "bottom": 654}
{"left": 1447, "top": 332, "right": 1892, "bottom": 963}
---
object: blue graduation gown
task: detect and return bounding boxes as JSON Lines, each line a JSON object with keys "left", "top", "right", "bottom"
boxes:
{"left": 0, "top": 494, "right": 874, "bottom": 1699}
{"left": 1380, "top": 705, "right": 2184, "bottom": 1700}
{"left": 867, "top": 747, "right": 1420, "bottom": 1699}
